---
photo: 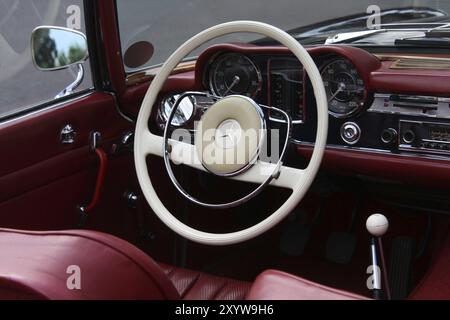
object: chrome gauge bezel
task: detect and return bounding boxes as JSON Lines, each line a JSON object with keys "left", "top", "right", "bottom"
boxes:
{"left": 158, "top": 94, "right": 197, "bottom": 128}
{"left": 208, "top": 52, "right": 263, "bottom": 98}
{"left": 321, "top": 58, "right": 367, "bottom": 119}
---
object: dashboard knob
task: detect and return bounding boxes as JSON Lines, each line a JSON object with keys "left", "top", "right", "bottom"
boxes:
{"left": 340, "top": 122, "right": 361, "bottom": 145}
{"left": 381, "top": 128, "right": 398, "bottom": 145}
{"left": 402, "top": 130, "right": 416, "bottom": 144}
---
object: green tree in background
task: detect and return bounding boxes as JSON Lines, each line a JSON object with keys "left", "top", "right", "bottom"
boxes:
{"left": 57, "top": 44, "right": 86, "bottom": 67}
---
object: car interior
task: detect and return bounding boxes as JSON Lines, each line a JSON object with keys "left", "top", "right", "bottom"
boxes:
{"left": 0, "top": 0, "right": 449, "bottom": 300}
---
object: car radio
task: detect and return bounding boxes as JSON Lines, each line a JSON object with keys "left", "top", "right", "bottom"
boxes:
{"left": 399, "top": 120, "right": 450, "bottom": 155}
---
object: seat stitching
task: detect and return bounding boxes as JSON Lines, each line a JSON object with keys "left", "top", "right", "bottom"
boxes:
{"left": 210, "top": 280, "right": 229, "bottom": 300}
{"left": 181, "top": 273, "right": 201, "bottom": 298}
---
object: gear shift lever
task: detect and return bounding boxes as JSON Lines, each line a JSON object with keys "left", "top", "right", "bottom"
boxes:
{"left": 366, "top": 214, "right": 391, "bottom": 300}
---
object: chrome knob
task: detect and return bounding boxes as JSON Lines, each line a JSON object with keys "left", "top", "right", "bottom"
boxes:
{"left": 381, "top": 128, "right": 398, "bottom": 145}
{"left": 402, "top": 130, "right": 416, "bottom": 144}
{"left": 123, "top": 191, "right": 139, "bottom": 209}
{"left": 341, "top": 122, "right": 361, "bottom": 145}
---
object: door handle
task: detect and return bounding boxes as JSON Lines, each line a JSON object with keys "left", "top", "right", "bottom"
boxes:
{"left": 78, "top": 132, "right": 108, "bottom": 227}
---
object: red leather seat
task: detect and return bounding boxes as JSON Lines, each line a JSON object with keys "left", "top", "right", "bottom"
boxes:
{"left": 160, "top": 264, "right": 251, "bottom": 300}
{"left": 247, "top": 270, "right": 370, "bottom": 300}
{"left": 0, "top": 228, "right": 368, "bottom": 300}
{"left": 0, "top": 229, "right": 179, "bottom": 300}
{"left": 0, "top": 229, "right": 251, "bottom": 300}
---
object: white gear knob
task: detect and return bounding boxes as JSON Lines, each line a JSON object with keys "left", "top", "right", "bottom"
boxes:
{"left": 366, "top": 214, "right": 389, "bottom": 237}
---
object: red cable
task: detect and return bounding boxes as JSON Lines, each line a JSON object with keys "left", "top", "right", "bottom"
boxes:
{"left": 84, "top": 148, "right": 108, "bottom": 213}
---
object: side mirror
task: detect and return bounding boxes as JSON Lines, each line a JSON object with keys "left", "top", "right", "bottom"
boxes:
{"left": 31, "top": 26, "right": 88, "bottom": 71}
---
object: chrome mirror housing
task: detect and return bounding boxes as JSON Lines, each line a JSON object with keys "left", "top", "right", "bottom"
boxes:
{"left": 31, "top": 26, "right": 88, "bottom": 71}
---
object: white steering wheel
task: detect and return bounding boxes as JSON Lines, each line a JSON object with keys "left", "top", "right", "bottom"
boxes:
{"left": 134, "top": 21, "right": 328, "bottom": 246}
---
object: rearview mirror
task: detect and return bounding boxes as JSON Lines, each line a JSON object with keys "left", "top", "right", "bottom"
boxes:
{"left": 31, "top": 26, "right": 88, "bottom": 71}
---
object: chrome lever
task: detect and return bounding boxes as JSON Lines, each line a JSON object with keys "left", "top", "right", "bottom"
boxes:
{"left": 90, "top": 131, "right": 102, "bottom": 151}
{"left": 111, "top": 131, "right": 135, "bottom": 155}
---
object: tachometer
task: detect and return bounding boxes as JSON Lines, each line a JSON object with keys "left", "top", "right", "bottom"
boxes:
{"left": 321, "top": 58, "right": 366, "bottom": 118}
{"left": 209, "top": 53, "right": 262, "bottom": 98}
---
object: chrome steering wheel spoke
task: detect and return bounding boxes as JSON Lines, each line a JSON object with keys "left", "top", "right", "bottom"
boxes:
{"left": 161, "top": 91, "right": 296, "bottom": 209}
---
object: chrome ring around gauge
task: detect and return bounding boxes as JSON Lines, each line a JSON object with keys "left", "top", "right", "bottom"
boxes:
{"left": 209, "top": 53, "right": 262, "bottom": 98}
{"left": 159, "top": 94, "right": 196, "bottom": 127}
{"left": 321, "top": 58, "right": 366, "bottom": 118}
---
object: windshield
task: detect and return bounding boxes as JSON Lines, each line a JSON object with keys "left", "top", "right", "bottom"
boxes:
{"left": 116, "top": 0, "right": 450, "bottom": 73}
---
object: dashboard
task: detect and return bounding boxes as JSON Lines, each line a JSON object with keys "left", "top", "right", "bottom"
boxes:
{"left": 152, "top": 43, "right": 450, "bottom": 186}
{"left": 205, "top": 52, "right": 367, "bottom": 121}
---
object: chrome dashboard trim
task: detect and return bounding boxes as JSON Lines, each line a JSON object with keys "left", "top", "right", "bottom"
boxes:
{"left": 292, "top": 140, "right": 450, "bottom": 162}
{"left": 368, "top": 93, "right": 450, "bottom": 119}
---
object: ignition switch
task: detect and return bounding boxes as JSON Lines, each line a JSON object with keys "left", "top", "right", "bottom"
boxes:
{"left": 340, "top": 122, "right": 361, "bottom": 145}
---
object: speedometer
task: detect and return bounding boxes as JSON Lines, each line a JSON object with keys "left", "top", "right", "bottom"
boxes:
{"left": 209, "top": 53, "right": 262, "bottom": 98}
{"left": 321, "top": 58, "right": 366, "bottom": 118}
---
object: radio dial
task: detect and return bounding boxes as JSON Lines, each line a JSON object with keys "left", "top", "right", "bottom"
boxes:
{"left": 403, "top": 130, "right": 416, "bottom": 144}
{"left": 399, "top": 120, "right": 450, "bottom": 155}
{"left": 381, "top": 128, "right": 398, "bottom": 145}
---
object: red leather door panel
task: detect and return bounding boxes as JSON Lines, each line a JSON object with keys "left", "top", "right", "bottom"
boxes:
{"left": 0, "top": 92, "right": 134, "bottom": 231}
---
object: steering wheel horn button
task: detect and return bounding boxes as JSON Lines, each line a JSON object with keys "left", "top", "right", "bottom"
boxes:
{"left": 196, "top": 95, "right": 265, "bottom": 176}
{"left": 215, "top": 119, "right": 242, "bottom": 150}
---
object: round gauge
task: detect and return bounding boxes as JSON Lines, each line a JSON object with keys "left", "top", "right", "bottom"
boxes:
{"left": 159, "top": 94, "right": 195, "bottom": 127}
{"left": 321, "top": 58, "right": 366, "bottom": 118}
{"left": 209, "top": 53, "right": 262, "bottom": 98}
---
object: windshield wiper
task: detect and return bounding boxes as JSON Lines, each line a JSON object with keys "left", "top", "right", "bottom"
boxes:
{"left": 424, "top": 23, "right": 450, "bottom": 38}
{"left": 374, "top": 22, "right": 450, "bottom": 30}
{"left": 325, "top": 26, "right": 450, "bottom": 47}
{"left": 325, "top": 29, "right": 386, "bottom": 44}
{"left": 395, "top": 24, "right": 450, "bottom": 48}
{"left": 395, "top": 36, "right": 450, "bottom": 48}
